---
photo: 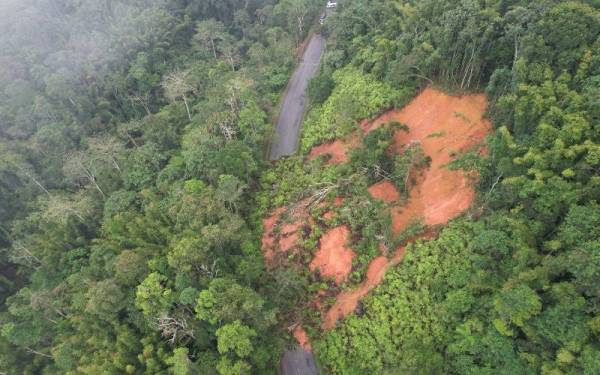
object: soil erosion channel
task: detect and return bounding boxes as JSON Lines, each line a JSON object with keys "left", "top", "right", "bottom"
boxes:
{"left": 269, "top": 34, "right": 326, "bottom": 160}
{"left": 263, "top": 87, "right": 492, "bottom": 351}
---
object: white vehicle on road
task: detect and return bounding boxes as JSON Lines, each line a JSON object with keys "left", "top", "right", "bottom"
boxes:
{"left": 326, "top": 1, "right": 337, "bottom": 9}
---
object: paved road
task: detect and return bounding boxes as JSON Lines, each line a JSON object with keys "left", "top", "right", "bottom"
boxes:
{"left": 280, "top": 348, "right": 319, "bottom": 375}
{"left": 269, "top": 33, "right": 326, "bottom": 160}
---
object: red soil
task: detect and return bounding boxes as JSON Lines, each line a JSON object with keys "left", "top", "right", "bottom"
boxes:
{"left": 322, "top": 88, "right": 491, "bottom": 330}
{"left": 264, "top": 87, "right": 491, "bottom": 340}
{"left": 279, "top": 232, "right": 300, "bottom": 253}
{"left": 293, "top": 325, "right": 312, "bottom": 351}
{"left": 332, "top": 197, "right": 345, "bottom": 207}
{"left": 321, "top": 232, "right": 436, "bottom": 330}
{"left": 261, "top": 200, "right": 311, "bottom": 265}
{"left": 321, "top": 197, "right": 344, "bottom": 220}
{"left": 322, "top": 255, "right": 389, "bottom": 330}
{"left": 279, "top": 222, "right": 301, "bottom": 252}
{"left": 368, "top": 180, "right": 401, "bottom": 203}
{"left": 367, "top": 87, "right": 491, "bottom": 233}
{"left": 308, "top": 139, "right": 349, "bottom": 164}
{"left": 261, "top": 207, "right": 286, "bottom": 265}
{"left": 309, "top": 225, "right": 356, "bottom": 285}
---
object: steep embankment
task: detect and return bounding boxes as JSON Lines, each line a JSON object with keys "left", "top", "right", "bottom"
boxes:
{"left": 263, "top": 87, "right": 491, "bottom": 345}
{"left": 321, "top": 88, "right": 491, "bottom": 328}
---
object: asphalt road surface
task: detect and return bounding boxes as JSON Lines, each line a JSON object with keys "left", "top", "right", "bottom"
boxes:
{"left": 280, "top": 348, "right": 319, "bottom": 375}
{"left": 269, "top": 33, "right": 326, "bottom": 160}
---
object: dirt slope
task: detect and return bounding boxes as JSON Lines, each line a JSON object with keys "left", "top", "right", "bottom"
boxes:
{"left": 322, "top": 87, "right": 491, "bottom": 329}
{"left": 309, "top": 225, "right": 356, "bottom": 285}
{"left": 263, "top": 87, "right": 492, "bottom": 341}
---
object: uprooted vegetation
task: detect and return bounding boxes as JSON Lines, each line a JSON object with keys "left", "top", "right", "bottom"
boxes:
{"left": 259, "top": 86, "right": 492, "bottom": 351}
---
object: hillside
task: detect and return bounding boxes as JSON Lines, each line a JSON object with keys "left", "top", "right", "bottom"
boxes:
{"left": 1, "top": 1, "right": 600, "bottom": 374}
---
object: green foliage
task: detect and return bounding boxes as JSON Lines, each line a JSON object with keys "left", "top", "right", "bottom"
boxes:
{"left": 136, "top": 272, "right": 174, "bottom": 320}
{"left": 308, "top": 71, "right": 335, "bottom": 104}
{"left": 85, "top": 279, "right": 126, "bottom": 320}
{"left": 392, "top": 144, "right": 431, "bottom": 195}
{"left": 195, "top": 278, "right": 276, "bottom": 330}
{"left": 216, "top": 321, "right": 257, "bottom": 358}
{"left": 349, "top": 124, "right": 396, "bottom": 184}
{"left": 313, "top": 3, "right": 600, "bottom": 373}
{"left": 2, "top": 0, "right": 600, "bottom": 374}
{"left": 301, "top": 68, "right": 407, "bottom": 151}
{"left": 494, "top": 285, "right": 542, "bottom": 329}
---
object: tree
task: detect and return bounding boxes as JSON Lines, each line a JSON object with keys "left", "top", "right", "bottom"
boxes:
{"left": 135, "top": 272, "right": 174, "bottom": 321}
{"left": 87, "top": 135, "right": 124, "bottom": 173}
{"left": 42, "top": 192, "right": 95, "bottom": 224}
{"left": 63, "top": 150, "right": 106, "bottom": 197}
{"left": 162, "top": 70, "right": 197, "bottom": 121}
{"left": 166, "top": 347, "right": 198, "bottom": 375}
{"left": 195, "top": 278, "right": 276, "bottom": 330}
{"left": 0, "top": 143, "right": 50, "bottom": 197}
{"left": 122, "top": 142, "right": 168, "bottom": 189}
{"left": 218, "top": 35, "right": 241, "bottom": 72}
{"left": 216, "top": 175, "right": 246, "bottom": 212}
{"left": 194, "top": 19, "right": 227, "bottom": 59}
{"left": 216, "top": 321, "right": 256, "bottom": 375}
{"left": 494, "top": 285, "right": 542, "bottom": 332}
{"left": 216, "top": 320, "right": 256, "bottom": 358}
{"left": 114, "top": 250, "right": 148, "bottom": 286}
{"left": 167, "top": 235, "right": 213, "bottom": 274}
{"left": 85, "top": 279, "right": 125, "bottom": 320}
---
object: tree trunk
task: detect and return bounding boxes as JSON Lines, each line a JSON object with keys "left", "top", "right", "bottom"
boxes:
{"left": 83, "top": 168, "right": 105, "bottom": 198}
{"left": 25, "top": 347, "right": 52, "bottom": 359}
{"left": 112, "top": 157, "right": 121, "bottom": 172}
{"left": 24, "top": 171, "right": 51, "bottom": 197}
{"left": 91, "top": 178, "right": 105, "bottom": 198}
{"left": 228, "top": 55, "right": 235, "bottom": 72}
{"left": 511, "top": 35, "right": 520, "bottom": 89}
{"left": 182, "top": 95, "right": 192, "bottom": 122}
{"left": 210, "top": 38, "right": 217, "bottom": 59}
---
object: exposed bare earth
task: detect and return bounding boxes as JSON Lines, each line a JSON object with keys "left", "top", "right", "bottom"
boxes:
{"left": 322, "top": 87, "right": 491, "bottom": 329}
{"left": 308, "top": 139, "right": 350, "bottom": 164}
{"left": 367, "top": 180, "right": 401, "bottom": 203}
{"left": 263, "top": 87, "right": 491, "bottom": 343}
{"left": 364, "top": 87, "right": 490, "bottom": 232}
{"left": 261, "top": 201, "right": 310, "bottom": 266}
{"left": 293, "top": 325, "right": 312, "bottom": 351}
{"left": 309, "top": 225, "right": 356, "bottom": 285}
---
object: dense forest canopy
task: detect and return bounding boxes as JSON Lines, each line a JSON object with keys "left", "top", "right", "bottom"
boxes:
{"left": 0, "top": 0, "right": 599, "bottom": 374}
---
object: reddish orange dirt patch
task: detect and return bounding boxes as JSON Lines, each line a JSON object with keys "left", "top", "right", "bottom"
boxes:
{"left": 264, "top": 87, "right": 491, "bottom": 339}
{"left": 293, "top": 325, "right": 312, "bottom": 351}
{"left": 308, "top": 139, "right": 350, "bottom": 164}
{"left": 320, "top": 197, "right": 344, "bottom": 221}
{"left": 368, "top": 180, "right": 401, "bottom": 203}
{"left": 261, "top": 200, "right": 311, "bottom": 266}
{"left": 365, "top": 87, "right": 491, "bottom": 233}
{"left": 332, "top": 197, "right": 345, "bottom": 207}
{"left": 261, "top": 207, "right": 286, "bottom": 264}
{"left": 279, "top": 232, "right": 300, "bottom": 253}
{"left": 322, "top": 256, "right": 389, "bottom": 330}
{"left": 310, "top": 225, "right": 356, "bottom": 285}
{"left": 322, "top": 88, "right": 491, "bottom": 330}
